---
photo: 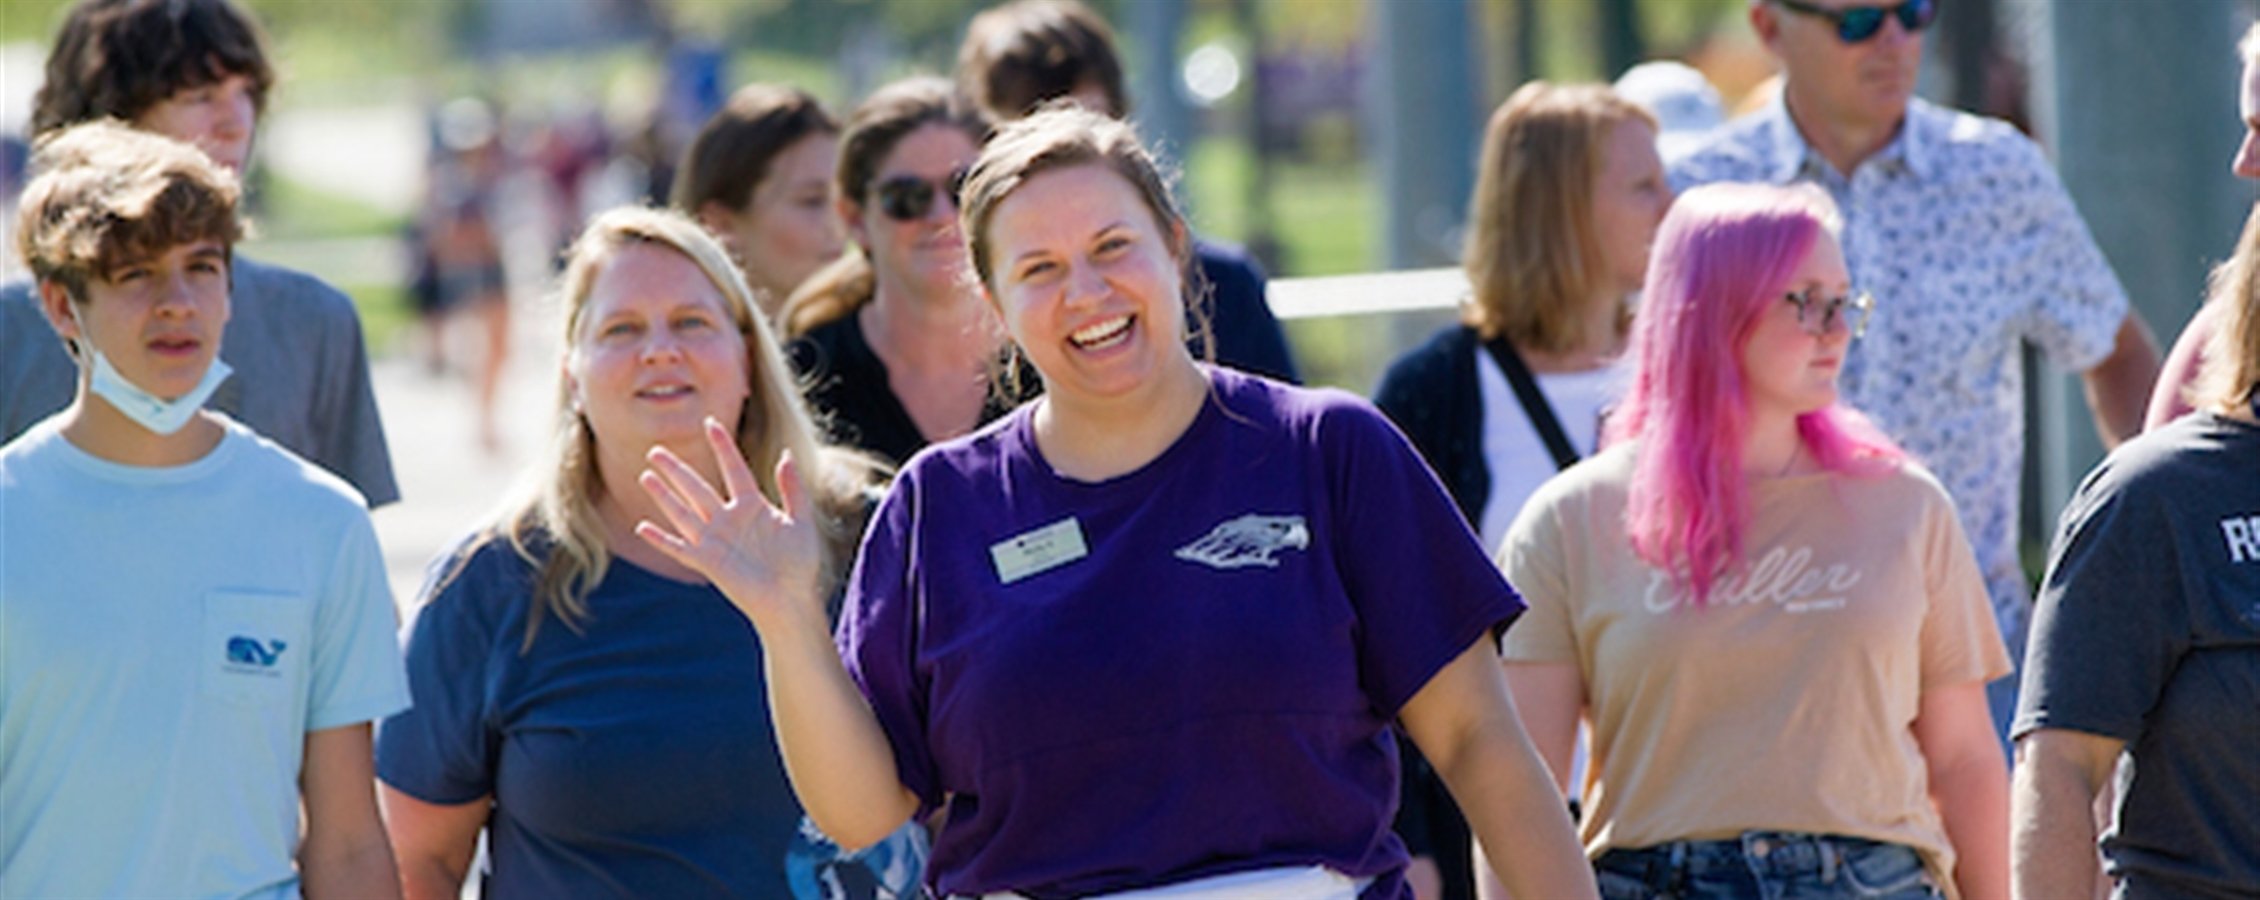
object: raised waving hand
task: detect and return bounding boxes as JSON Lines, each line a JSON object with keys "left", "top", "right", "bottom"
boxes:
{"left": 636, "top": 417, "right": 826, "bottom": 630}
{"left": 634, "top": 416, "right": 919, "bottom": 846}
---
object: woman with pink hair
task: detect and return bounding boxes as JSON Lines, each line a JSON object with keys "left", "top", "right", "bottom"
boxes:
{"left": 1493, "top": 183, "right": 2011, "bottom": 900}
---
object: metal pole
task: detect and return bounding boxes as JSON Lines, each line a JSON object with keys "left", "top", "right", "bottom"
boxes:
{"left": 2030, "top": 0, "right": 2249, "bottom": 532}
{"left": 1366, "top": 0, "right": 1481, "bottom": 269}
{"left": 1124, "top": 0, "right": 1194, "bottom": 175}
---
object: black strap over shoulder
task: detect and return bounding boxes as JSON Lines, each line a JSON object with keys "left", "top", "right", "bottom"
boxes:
{"left": 1481, "top": 336, "right": 1581, "bottom": 472}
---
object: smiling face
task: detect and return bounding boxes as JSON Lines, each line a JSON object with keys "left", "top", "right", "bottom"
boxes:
{"left": 710, "top": 131, "right": 844, "bottom": 308}
{"left": 983, "top": 162, "right": 1192, "bottom": 408}
{"left": 847, "top": 124, "right": 982, "bottom": 300}
{"left": 568, "top": 242, "right": 752, "bottom": 459}
{"left": 1738, "top": 229, "right": 1854, "bottom": 422}
{"left": 46, "top": 241, "right": 233, "bottom": 400}
{"left": 1757, "top": 0, "right": 1923, "bottom": 136}
{"left": 132, "top": 72, "right": 259, "bottom": 174}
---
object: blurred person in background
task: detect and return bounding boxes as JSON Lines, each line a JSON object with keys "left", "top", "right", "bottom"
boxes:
{"left": 375, "top": 208, "right": 925, "bottom": 899}
{"left": 2012, "top": 193, "right": 2260, "bottom": 900}
{"left": 3, "top": 120, "right": 406, "bottom": 900}
{"left": 411, "top": 96, "right": 513, "bottom": 454}
{"left": 1498, "top": 183, "right": 2009, "bottom": 900}
{"left": 1671, "top": 0, "right": 2159, "bottom": 742}
{"left": 0, "top": 0, "right": 397, "bottom": 506}
{"left": 673, "top": 83, "right": 846, "bottom": 320}
{"left": 1373, "top": 81, "right": 1667, "bottom": 900}
{"left": 2143, "top": 23, "right": 2260, "bottom": 430}
{"left": 633, "top": 105, "right": 1595, "bottom": 900}
{"left": 783, "top": 77, "right": 1007, "bottom": 467}
{"left": 956, "top": 0, "right": 1302, "bottom": 384}
{"left": 1611, "top": 60, "right": 1726, "bottom": 168}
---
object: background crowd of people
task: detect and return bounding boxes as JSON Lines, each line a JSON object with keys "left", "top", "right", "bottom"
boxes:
{"left": 2, "top": 1, "right": 2254, "bottom": 899}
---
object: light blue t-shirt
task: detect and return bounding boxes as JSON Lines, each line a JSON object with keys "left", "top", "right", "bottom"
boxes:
{"left": 1, "top": 415, "right": 409, "bottom": 899}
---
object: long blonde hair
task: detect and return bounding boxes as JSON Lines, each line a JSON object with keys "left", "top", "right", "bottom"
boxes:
{"left": 1462, "top": 81, "right": 1655, "bottom": 351}
{"left": 463, "top": 207, "right": 880, "bottom": 646}
{"left": 2197, "top": 200, "right": 2260, "bottom": 414}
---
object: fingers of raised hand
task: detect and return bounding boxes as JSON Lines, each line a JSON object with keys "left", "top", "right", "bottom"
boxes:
{"left": 645, "top": 442, "right": 729, "bottom": 521}
{"left": 774, "top": 450, "right": 813, "bottom": 525}
{"left": 704, "top": 417, "right": 766, "bottom": 508}
{"left": 633, "top": 518, "right": 696, "bottom": 566}
{"left": 638, "top": 469, "right": 709, "bottom": 546}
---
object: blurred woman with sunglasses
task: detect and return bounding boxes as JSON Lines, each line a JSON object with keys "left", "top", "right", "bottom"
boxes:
{"left": 782, "top": 78, "right": 1004, "bottom": 467}
{"left": 1496, "top": 183, "right": 2010, "bottom": 900}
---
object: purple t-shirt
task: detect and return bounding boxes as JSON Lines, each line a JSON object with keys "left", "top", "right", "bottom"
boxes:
{"left": 838, "top": 367, "right": 1522, "bottom": 899}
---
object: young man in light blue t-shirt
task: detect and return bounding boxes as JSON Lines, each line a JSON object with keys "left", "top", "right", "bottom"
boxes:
{"left": 0, "top": 121, "right": 408, "bottom": 899}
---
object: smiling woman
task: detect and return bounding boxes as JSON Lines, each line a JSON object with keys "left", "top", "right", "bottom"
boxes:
{"left": 373, "top": 207, "right": 925, "bottom": 899}
{"left": 632, "top": 108, "right": 1597, "bottom": 900}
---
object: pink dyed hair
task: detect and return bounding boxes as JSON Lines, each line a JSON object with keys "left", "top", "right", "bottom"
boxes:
{"left": 1602, "top": 182, "right": 1904, "bottom": 604}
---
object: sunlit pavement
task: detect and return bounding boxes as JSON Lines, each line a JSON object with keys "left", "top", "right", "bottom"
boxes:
{"left": 368, "top": 305, "right": 559, "bottom": 618}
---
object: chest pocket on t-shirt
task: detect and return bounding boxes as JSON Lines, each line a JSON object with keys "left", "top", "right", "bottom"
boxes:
{"left": 200, "top": 590, "right": 311, "bottom": 707}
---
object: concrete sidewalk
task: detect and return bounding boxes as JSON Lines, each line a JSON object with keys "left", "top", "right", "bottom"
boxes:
{"left": 367, "top": 307, "right": 559, "bottom": 616}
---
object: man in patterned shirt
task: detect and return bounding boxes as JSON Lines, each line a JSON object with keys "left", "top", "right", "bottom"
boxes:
{"left": 1671, "top": 0, "right": 2160, "bottom": 735}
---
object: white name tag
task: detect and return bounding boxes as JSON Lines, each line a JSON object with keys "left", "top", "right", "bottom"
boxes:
{"left": 990, "top": 517, "right": 1089, "bottom": 584}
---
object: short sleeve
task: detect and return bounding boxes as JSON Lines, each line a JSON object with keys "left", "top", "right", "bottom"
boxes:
{"left": 0, "top": 281, "right": 77, "bottom": 444}
{"left": 1914, "top": 481, "right": 2012, "bottom": 689}
{"left": 307, "top": 513, "right": 409, "bottom": 731}
{"left": 376, "top": 546, "right": 508, "bottom": 804}
{"left": 1999, "top": 137, "right": 2128, "bottom": 372}
{"left": 2012, "top": 466, "right": 2187, "bottom": 742}
{"left": 314, "top": 305, "right": 400, "bottom": 508}
{"left": 1497, "top": 483, "right": 1579, "bottom": 665}
{"left": 1323, "top": 402, "right": 1523, "bottom": 716}
{"left": 836, "top": 474, "right": 945, "bottom": 813}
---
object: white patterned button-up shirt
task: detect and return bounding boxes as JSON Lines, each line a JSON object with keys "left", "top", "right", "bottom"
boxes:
{"left": 1670, "top": 96, "right": 2129, "bottom": 650}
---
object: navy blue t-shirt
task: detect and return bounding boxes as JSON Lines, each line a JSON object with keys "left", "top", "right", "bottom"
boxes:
{"left": 376, "top": 538, "right": 925, "bottom": 898}
{"left": 1191, "top": 239, "right": 1300, "bottom": 385}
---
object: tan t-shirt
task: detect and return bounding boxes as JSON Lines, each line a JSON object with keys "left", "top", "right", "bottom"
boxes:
{"left": 1499, "top": 443, "right": 2010, "bottom": 884}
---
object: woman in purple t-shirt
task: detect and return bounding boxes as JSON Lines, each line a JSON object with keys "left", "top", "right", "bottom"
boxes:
{"left": 635, "top": 108, "right": 1594, "bottom": 899}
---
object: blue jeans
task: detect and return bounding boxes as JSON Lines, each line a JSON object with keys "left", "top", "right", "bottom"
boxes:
{"left": 1594, "top": 832, "right": 1943, "bottom": 900}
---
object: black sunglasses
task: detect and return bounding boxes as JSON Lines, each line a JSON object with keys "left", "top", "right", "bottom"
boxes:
{"left": 871, "top": 169, "right": 970, "bottom": 222}
{"left": 1773, "top": 0, "right": 1935, "bottom": 43}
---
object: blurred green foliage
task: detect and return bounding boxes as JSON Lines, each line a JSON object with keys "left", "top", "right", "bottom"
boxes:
{"left": 1, "top": 0, "right": 1749, "bottom": 354}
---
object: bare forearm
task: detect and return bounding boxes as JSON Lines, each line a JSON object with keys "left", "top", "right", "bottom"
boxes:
{"left": 398, "top": 860, "right": 468, "bottom": 900}
{"left": 1437, "top": 719, "right": 1594, "bottom": 900}
{"left": 2083, "top": 315, "right": 2161, "bottom": 448}
{"left": 2011, "top": 756, "right": 2104, "bottom": 900}
{"left": 759, "top": 612, "right": 919, "bottom": 848}
{"left": 302, "top": 836, "right": 402, "bottom": 900}
{"left": 1930, "top": 754, "right": 2011, "bottom": 900}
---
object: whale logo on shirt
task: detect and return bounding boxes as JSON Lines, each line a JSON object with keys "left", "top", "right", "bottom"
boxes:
{"left": 1175, "top": 514, "right": 1311, "bottom": 569}
{"left": 225, "top": 637, "right": 287, "bottom": 668}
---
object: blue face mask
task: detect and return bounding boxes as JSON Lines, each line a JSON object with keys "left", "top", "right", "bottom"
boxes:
{"left": 84, "top": 343, "right": 233, "bottom": 436}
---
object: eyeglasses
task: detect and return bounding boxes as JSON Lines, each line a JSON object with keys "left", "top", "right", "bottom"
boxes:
{"left": 1772, "top": 0, "right": 1936, "bottom": 44}
{"left": 871, "top": 169, "right": 969, "bottom": 222}
{"left": 1782, "top": 287, "right": 1874, "bottom": 337}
